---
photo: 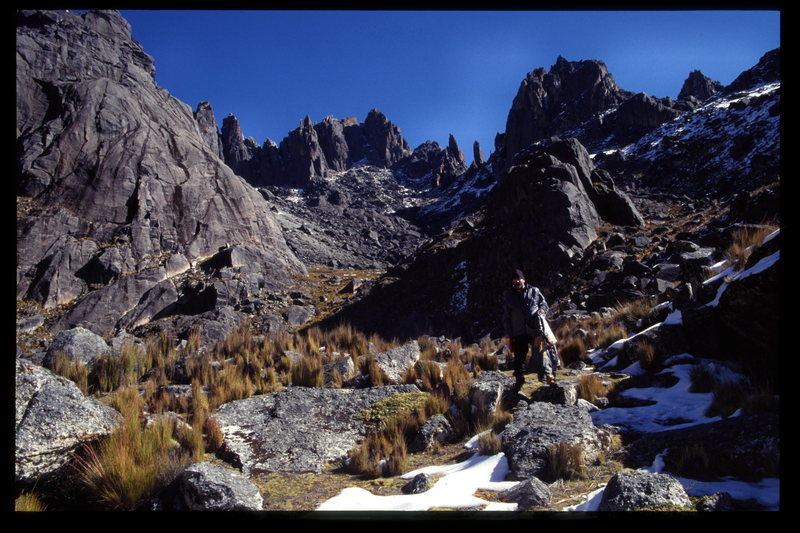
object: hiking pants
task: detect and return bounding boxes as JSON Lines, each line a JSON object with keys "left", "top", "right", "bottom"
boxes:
{"left": 511, "top": 333, "right": 553, "bottom": 385}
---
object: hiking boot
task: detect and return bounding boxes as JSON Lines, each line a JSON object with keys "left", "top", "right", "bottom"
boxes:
{"left": 546, "top": 375, "right": 555, "bottom": 386}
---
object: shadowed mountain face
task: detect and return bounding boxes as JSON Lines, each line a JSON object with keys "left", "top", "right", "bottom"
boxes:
{"left": 16, "top": 10, "right": 305, "bottom": 336}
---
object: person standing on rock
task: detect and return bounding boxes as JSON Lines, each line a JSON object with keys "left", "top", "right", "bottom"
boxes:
{"left": 502, "top": 269, "right": 555, "bottom": 392}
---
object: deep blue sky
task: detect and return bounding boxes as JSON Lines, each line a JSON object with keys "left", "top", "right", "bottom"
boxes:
{"left": 120, "top": 9, "right": 780, "bottom": 165}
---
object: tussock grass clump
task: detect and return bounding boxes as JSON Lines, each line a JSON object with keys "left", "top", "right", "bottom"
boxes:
{"left": 347, "top": 418, "right": 410, "bottom": 478}
{"left": 559, "top": 336, "right": 588, "bottom": 367}
{"left": 463, "top": 343, "right": 499, "bottom": 372}
{"left": 349, "top": 392, "right": 433, "bottom": 478}
{"left": 362, "top": 356, "right": 391, "bottom": 387}
{"left": 348, "top": 390, "right": 453, "bottom": 479}
{"left": 204, "top": 415, "right": 224, "bottom": 452}
{"left": 626, "top": 337, "right": 659, "bottom": 372}
{"left": 689, "top": 364, "right": 715, "bottom": 393}
{"left": 547, "top": 443, "right": 587, "bottom": 482}
{"left": 315, "top": 322, "right": 371, "bottom": 358}
{"left": 663, "top": 443, "right": 717, "bottom": 481}
{"left": 74, "top": 386, "right": 193, "bottom": 510}
{"left": 15, "top": 491, "right": 47, "bottom": 512}
{"left": 443, "top": 357, "right": 475, "bottom": 403}
{"left": 705, "top": 380, "right": 749, "bottom": 419}
{"left": 577, "top": 374, "right": 607, "bottom": 403}
{"left": 594, "top": 324, "right": 628, "bottom": 350}
{"left": 50, "top": 350, "right": 90, "bottom": 395}
{"left": 613, "top": 297, "right": 660, "bottom": 332}
{"left": 724, "top": 223, "right": 778, "bottom": 272}
{"left": 291, "top": 354, "right": 324, "bottom": 387}
{"left": 478, "top": 431, "right": 502, "bottom": 456}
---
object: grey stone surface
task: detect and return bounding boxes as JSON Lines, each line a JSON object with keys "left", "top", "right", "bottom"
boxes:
{"left": 17, "top": 9, "right": 304, "bottom": 338}
{"left": 215, "top": 384, "right": 420, "bottom": 474}
{"left": 178, "top": 462, "right": 264, "bottom": 511}
{"left": 498, "top": 477, "right": 552, "bottom": 510}
{"left": 500, "top": 401, "right": 614, "bottom": 481}
{"left": 598, "top": 470, "right": 692, "bottom": 511}
{"left": 372, "top": 340, "right": 421, "bottom": 384}
{"left": 42, "top": 326, "right": 111, "bottom": 370}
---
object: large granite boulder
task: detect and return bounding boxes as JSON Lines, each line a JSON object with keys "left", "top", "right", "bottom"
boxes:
{"left": 214, "top": 384, "right": 420, "bottom": 475}
{"left": 499, "top": 401, "right": 614, "bottom": 482}
{"left": 42, "top": 326, "right": 111, "bottom": 371}
{"left": 176, "top": 462, "right": 264, "bottom": 511}
{"left": 372, "top": 340, "right": 421, "bottom": 384}
{"left": 598, "top": 470, "right": 692, "bottom": 511}
{"left": 15, "top": 359, "right": 122, "bottom": 484}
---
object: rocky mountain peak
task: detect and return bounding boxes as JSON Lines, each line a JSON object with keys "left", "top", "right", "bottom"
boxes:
{"left": 215, "top": 107, "right": 413, "bottom": 187}
{"left": 502, "top": 56, "right": 632, "bottom": 169}
{"left": 678, "top": 70, "right": 723, "bottom": 101}
{"left": 473, "top": 140, "right": 484, "bottom": 166}
{"left": 447, "top": 134, "right": 465, "bottom": 163}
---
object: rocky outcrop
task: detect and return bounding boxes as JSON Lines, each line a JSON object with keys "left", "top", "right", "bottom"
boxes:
{"left": 502, "top": 56, "right": 633, "bottom": 169}
{"left": 725, "top": 48, "right": 780, "bottom": 94}
{"left": 681, "top": 233, "right": 779, "bottom": 385}
{"left": 214, "top": 384, "right": 420, "bottom": 475}
{"left": 392, "top": 135, "right": 468, "bottom": 188}
{"left": 194, "top": 101, "right": 224, "bottom": 159}
{"left": 610, "top": 93, "right": 683, "bottom": 146}
{"left": 16, "top": 10, "right": 305, "bottom": 338}
{"left": 598, "top": 471, "right": 692, "bottom": 511}
{"left": 15, "top": 359, "right": 122, "bottom": 484}
{"left": 624, "top": 412, "right": 780, "bottom": 481}
{"left": 598, "top": 50, "right": 780, "bottom": 198}
{"left": 327, "top": 137, "right": 644, "bottom": 341}
{"left": 678, "top": 70, "right": 723, "bottom": 102}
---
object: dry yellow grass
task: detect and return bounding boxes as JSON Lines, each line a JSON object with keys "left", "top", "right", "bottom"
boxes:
{"left": 74, "top": 386, "right": 193, "bottom": 510}
{"left": 724, "top": 223, "right": 778, "bottom": 271}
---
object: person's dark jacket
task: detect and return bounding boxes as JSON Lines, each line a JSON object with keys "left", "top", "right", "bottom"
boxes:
{"left": 502, "top": 285, "right": 549, "bottom": 338}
